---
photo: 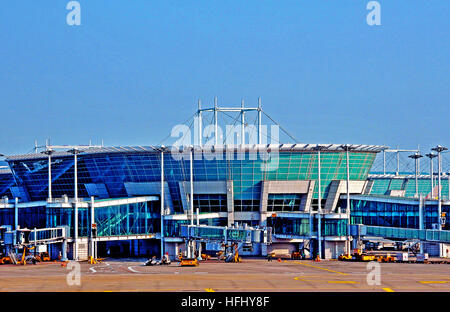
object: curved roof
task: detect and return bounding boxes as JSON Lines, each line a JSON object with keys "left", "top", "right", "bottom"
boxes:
{"left": 5, "top": 143, "right": 387, "bottom": 161}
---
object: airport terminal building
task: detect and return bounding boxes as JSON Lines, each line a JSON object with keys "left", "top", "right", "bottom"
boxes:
{"left": 0, "top": 106, "right": 449, "bottom": 260}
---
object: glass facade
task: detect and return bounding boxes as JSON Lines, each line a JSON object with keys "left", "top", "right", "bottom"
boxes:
{"left": 267, "top": 194, "right": 302, "bottom": 212}
{"left": 164, "top": 217, "right": 227, "bottom": 237}
{"left": 369, "top": 177, "right": 449, "bottom": 199}
{"left": 0, "top": 171, "right": 14, "bottom": 199}
{"left": 0, "top": 200, "right": 160, "bottom": 238}
{"left": 94, "top": 201, "right": 160, "bottom": 237}
{"left": 322, "top": 219, "right": 347, "bottom": 236}
{"left": 164, "top": 220, "right": 189, "bottom": 237}
{"left": 0, "top": 207, "right": 14, "bottom": 227}
{"left": 194, "top": 194, "right": 227, "bottom": 213}
{"left": 267, "top": 217, "right": 310, "bottom": 236}
{"left": 350, "top": 198, "right": 449, "bottom": 230}
{"left": 267, "top": 217, "right": 348, "bottom": 237}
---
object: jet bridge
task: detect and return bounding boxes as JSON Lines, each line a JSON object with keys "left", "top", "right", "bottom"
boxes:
{"left": 350, "top": 224, "right": 450, "bottom": 244}
{"left": 1, "top": 226, "right": 69, "bottom": 261}
{"left": 179, "top": 224, "right": 272, "bottom": 259}
{"left": 180, "top": 224, "right": 272, "bottom": 244}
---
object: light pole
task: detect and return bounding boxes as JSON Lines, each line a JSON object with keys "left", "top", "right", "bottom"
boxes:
{"left": 158, "top": 146, "right": 166, "bottom": 260}
{"left": 340, "top": 144, "right": 356, "bottom": 256}
{"left": 425, "top": 153, "right": 437, "bottom": 199}
{"left": 431, "top": 145, "right": 447, "bottom": 230}
{"left": 190, "top": 147, "right": 194, "bottom": 226}
{"left": 448, "top": 172, "right": 450, "bottom": 201}
{"left": 408, "top": 153, "right": 423, "bottom": 198}
{"left": 41, "top": 149, "right": 54, "bottom": 202}
{"left": 68, "top": 148, "right": 83, "bottom": 260}
{"left": 313, "top": 145, "right": 327, "bottom": 259}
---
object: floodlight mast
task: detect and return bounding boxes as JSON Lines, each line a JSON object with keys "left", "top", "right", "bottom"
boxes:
{"left": 67, "top": 148, "right": 85, "bottom": 261}
{"left": 408, "top": 152, "right": 423, "bottom": 198}
{"left": 41, "top": 149, "right": 54, "bottom": 202}
{"left": 156, "top": 146, "right": 167, "bottom": 260}
{"left": 425, "top": 153, "right": 437, "bottom": 198}
{"left": 313, "top": 145, "right": 328, "bottom": 259}
{"left": 340, "top": 144, "right": 356, "bottom": 256}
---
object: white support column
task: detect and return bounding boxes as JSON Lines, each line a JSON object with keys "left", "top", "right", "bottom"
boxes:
{"left": 74, "top": 200, "right": 78, "bottom": 261}
{"left": 383, "top": 150, "right": 386, "bottom": 174}
{"left": 430, "top": 156, "right": 434, "bottom": 198}
{"left": 426, "top": 153, "right": 437, "bottom": 199}
{"left": 14, "top": 197, "right": 18, "bottom": 230}
{"left": 431, "top": 145, "right": 447, "bottom": 230}
{"left": 48, "top": 153, "right": 52, "bottom": 202}
{"left": 437, "top": 152, "right": 442, "bottom": 228}
{"left": 90, "top": 196, "right": 95, "bottom": 259}
{"left": 419, "top": 195, "right": 424, "bottom": 254}
{"left": 317, "top": 149, "right": 322, "bottom": 259}
{"left": 415, "top": 157, "right": 419, "bottom": 197}
{"left": 74, "top": 151, "right": 78, "bottom": 260}
{"left": 346, "top": 148, "right": 351, "bottom": 255}
{"left": 160, "top": 149, "right": 165, "bottom": 259}
{"left": 74, "top": 152, "right": 78, "bottom": 202}
{"left": 190, "top": 148, "right": 194, "bottom": 226}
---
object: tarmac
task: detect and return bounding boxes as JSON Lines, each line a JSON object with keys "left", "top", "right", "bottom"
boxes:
{"left": 0, "top": 258, "right": 449, "bottom": 292}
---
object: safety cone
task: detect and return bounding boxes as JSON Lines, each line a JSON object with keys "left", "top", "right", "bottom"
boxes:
{"left": 277, "top": 258, "right": 281, "bottom": 262}
{"left": 315, "top": 255, "right": 321, "bottom": 262}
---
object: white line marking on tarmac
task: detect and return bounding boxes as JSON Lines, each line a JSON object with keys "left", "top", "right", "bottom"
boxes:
{"left": 89, "top": 267, "right": 97, "bottom": 273}
{"left": 128, "top": 266, "right": 140, "bottom": 273}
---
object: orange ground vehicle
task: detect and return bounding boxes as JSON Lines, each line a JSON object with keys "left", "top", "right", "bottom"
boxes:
{"left": 180, "top": 257, "right": 199, "bottom": 266}
{"left": 201, "top": 253, "right": 211, "bottom": 260}
{"left": 375, "top": 254, "right": 396, "bottom": 263}
{"left": 0, "top": 256, "right": 12, "bottom": 264}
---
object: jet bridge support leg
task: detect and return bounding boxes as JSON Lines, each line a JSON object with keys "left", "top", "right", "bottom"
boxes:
{"left": 61, "top": 239, "right": 68, "bottom": 261}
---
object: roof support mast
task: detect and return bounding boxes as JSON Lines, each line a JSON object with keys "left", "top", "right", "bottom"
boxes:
{"left": 241, "top": 99, "right": 245, "bottom": 145}
{"left": 196, "top": 97, "right": 263, "bottom": 145}
{"left": 214, "top": 97, "right": 218, "bottom": 145}
{"left": 198, "top": 99, "right": 202, "bottom": 146}
{"left": 258, "top": 97, "right": 262, "bottom": 144}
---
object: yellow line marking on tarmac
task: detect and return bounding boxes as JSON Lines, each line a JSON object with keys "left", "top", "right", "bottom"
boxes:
{"left": 382, "top": 288, "right": 395, "bottom": 292}
{"left": 293, "top": 277, "right": 317, "bottom": 282}
{"left": 294, "top": 276, "right": 358, "bottom": 284}
{"left": 419, "top": 281, "right": 449, "bottom": 284}
{"left": 293, "top": 261, "right": 348, "bottom": 275}
{"left": 90, "top": 289, "right": 177, "bottom": 292}
{"left": 204, "top": 288, "right": 215, "bottom": 292}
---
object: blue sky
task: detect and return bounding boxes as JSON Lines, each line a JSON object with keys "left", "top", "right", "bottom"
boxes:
{"left": 0, "top": 1, "right": 448, "bottom": 156}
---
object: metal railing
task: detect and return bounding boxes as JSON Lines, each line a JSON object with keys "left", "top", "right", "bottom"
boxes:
{"left": 29, "top": 226, "right": 67, "bottom": 244}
